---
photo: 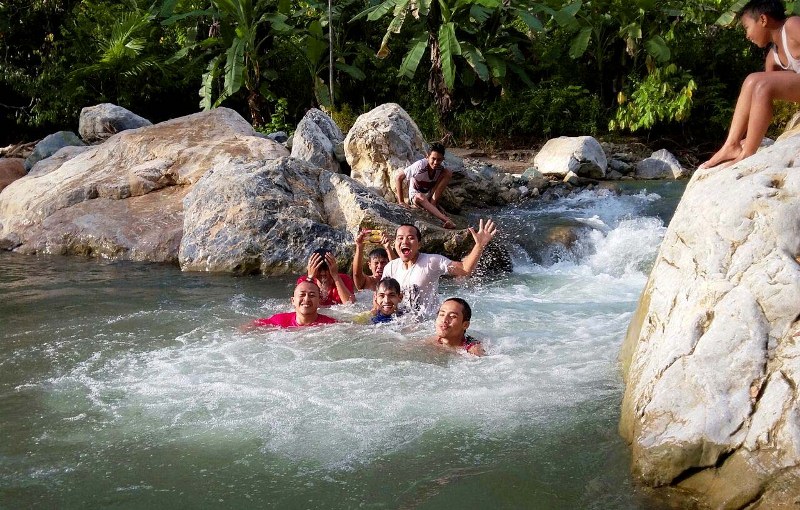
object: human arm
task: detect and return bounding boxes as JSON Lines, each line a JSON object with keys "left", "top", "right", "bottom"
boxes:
{"left": 448, "top": 218, "right": 498, "bottom": 277}
{"left": 326, "top": 253, "right": 356, "bottom": 304}
{"left": 381, "top": 231, "right": 396, "bottom": 260}
{"left": 352, "top": 230, "right": 368, "bottom": 290}
{"left": 466, "top": 341, "right": 486, "bottom": 356}
{"left": 394, "top": 168, "right": 408, "bottom": 206}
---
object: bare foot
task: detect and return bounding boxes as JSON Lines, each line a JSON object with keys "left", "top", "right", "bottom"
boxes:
{"left": 719, "top": 148, "right": 756, "bottom": 169}
{"left": 698, "top": 143, "right": 743, "bottom": 170}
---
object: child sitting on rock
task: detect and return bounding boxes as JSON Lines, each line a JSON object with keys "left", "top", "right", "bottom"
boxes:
{"left": 394, "top": 142, "right": 456, "bottom": 229}
{"left": 700, "top": 0, "right": 800, "bottom": 169}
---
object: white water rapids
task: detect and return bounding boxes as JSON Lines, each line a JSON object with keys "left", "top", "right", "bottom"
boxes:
{"left": 0, "top": 182, "right": 683, "bottom": 508}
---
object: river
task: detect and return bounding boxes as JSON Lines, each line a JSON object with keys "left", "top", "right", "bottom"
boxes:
{"left": 0, "top": 181, "right": 685, "bottom": 509}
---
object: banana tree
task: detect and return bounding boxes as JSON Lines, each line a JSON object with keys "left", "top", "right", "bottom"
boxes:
{"left": 163, "top": 0, "right": 294, "bottom": 127}
{"left": 354, "top": 0, "right": 549, "bottom": 126}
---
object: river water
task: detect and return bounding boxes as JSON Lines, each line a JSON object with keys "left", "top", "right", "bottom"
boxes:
{"left": 0, "top": 181, "right": 685, "bottom": 509}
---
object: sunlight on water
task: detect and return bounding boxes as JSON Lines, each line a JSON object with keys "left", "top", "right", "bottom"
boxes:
{"left": 0, "top": 182, "right": 683, "bottom": 508}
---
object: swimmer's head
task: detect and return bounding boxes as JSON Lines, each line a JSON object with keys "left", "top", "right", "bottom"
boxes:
{"left": 435, "top": 298, "right": 471, "bottom": 341}
{"left": 374, "top": 277, "right": 402, "bottom": 316}
{"left": 292, "top": 279, "right": 321, "bottom": 316}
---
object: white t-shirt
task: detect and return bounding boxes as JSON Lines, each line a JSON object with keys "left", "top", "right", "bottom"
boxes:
{"left": 382, "top": 253, "right": 452, "bottom": 317}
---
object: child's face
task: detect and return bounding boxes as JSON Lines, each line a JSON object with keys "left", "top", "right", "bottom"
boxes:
{"left": 374, "top": 285, "right": 402, "bottom": 315}
{"left": 741, "top": 13, "right": 770, "bottom": 48}
{"left": 368, "top": 255, "right": 389, "bottom": 279}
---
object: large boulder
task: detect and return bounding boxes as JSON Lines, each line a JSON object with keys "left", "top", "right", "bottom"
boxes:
{"left": 344, "top": 103, "right": 428, "bottom": 201}
{"left": 0, "top": 108, "right": 288, "bottom": 262}
{"left": 619, "top": 135, "right": 800, "bottom": 508}
{"left": 534, "top": 136, "right": 607, "bottom": 179}
{"left": 290, "top": 108, "right": 344, "bottom": 173}
{"left": 79, "top": 103, "right": 152, "bottom": 144}
{"left": 24, "top": 131, "right": 85, "bottom": 171}
{"left": 179, "top": 156, "right": 496, "bottom": 274}
{"left": 180, "top": 157, "right": 394, "bottom": 274}
{"left": 0, "top": 158, "right": 26, "bottom": 193}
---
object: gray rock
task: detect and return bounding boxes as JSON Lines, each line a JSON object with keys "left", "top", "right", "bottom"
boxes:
{"left": 24, "top": 131, "right": 85, "bottom": 171}
{"left": 534, "top": 136, "right": 607, "bottom": 178}
{"left": 620, "top": 135, "right": 800, "bottom": 507}
{"left": 79, "top": 103, "right": 152, "bottom": 144}
{"left": 635, "top": 149, "right": 685, "bottom": 179}
{"left": 609, "top": 158, "right": 632, "bottom": 173}
{"left": 28, "top": 146, "right": 92, "bottom": 177}
{"left": 267, "top": 131, "right": 288, "bottom": 143}
{"left": 0, "top": 108, "right": 287, "bottom": 262}
{"left": 291, "top": 113, "right": 340, "bottom": 173}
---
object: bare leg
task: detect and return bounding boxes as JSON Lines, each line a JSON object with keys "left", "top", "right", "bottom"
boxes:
{"left": 722, "top": 71, "right": 800, "bottom": 167}
{"left": 413, "top": 194, "right": 454, "bottom": 227}
{"left": 699, "top": 73, "right": 759, "bottom": 169}
{"left": 702, "top": 71, "right": 800, "bottom": 169}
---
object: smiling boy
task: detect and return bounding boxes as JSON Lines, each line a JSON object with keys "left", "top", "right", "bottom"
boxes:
{"left": 427, "top": 298, "right": 485, "bottom": 356}
{"left": 394, "top": 143, "right": 456, "bottom": 229}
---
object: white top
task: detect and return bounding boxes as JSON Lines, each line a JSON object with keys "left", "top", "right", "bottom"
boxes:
{"left": 403, "top": 159, "right": 443, "bottom": 196}
{"left": 381, "top": 253, "right": 452, "bottom": 317}
{"left": 773, "top": 24, "right": 800, "bottom": 73}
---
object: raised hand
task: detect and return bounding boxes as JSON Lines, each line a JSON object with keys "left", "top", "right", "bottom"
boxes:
{"left": 468, "top": 218, "right": 497, "bottom": 248}
{"left": 306, "top": 252, "right": 324, "bottom": 279}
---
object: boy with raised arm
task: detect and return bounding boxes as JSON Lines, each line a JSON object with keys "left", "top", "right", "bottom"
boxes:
{"left": 700, "top": 0, "right": 800, "bottom": 169}
{"left": 300, "top": 248, "right": 356, "bottom": 306}
{"left": 394, "top": 142, "right": 456, "bottom": 229}
{"left": 381, "top": 219, "right": 498, "bottom": 318}
{"left": 351, "top": 229, "right": 394, "bottom": 291}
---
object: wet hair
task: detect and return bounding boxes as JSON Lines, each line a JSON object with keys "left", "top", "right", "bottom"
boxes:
{"left": 312, "top": 248, "right": 331, "bottom": 271}
{"left": 443, "top": 297, "right": 472, "bottom": 322}
{"left": 740, "top": 0, "right": 786, "bottom": 20}
{"left": 376, "top": 277, "right": 401, "bottom": 294}
{"left": 429, "top": 142, "right": 446, "bottom": 156}
{"left": 368, "top": 247, "right": 389, "bottom": 260}
{"left": 296, "top": 277, "right": 321, "bottom": 292}
{"left": 396, "top": 223, "right": 422, "bottom": 242}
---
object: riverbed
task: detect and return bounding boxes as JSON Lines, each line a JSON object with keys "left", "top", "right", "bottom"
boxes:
{"left": 0, "top": 181, "right": 684, "bottom": 508}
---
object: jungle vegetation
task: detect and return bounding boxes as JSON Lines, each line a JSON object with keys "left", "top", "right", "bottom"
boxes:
{"left": 1, "top": 0, "right": 794, "bottom": 152}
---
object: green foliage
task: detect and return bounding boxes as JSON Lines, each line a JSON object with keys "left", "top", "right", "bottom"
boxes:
{"left": 256, "top": 95, "right": 292, "bottom": 134}
{"left": 453, "top": 83, "right": 605, "bottom": 141}
{"left": 329, "top": 102, "right": 361, "bottom": 134}
{"left": 611, "top": 64, "right": 697, "bottom": 132}
{"left": 357, "top": 0, "right": 550, "bottom": 120}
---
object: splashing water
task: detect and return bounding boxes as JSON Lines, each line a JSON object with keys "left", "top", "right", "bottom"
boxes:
{"left": 0, "top": 181, "right": 683, "bottom": 509}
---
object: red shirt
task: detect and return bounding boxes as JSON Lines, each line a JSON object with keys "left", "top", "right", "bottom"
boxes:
{"left": 252, "top": 312, "right": 338, "bottom": 328}
{"left": 296, "top": 273, "right": 355, "bottom": 306}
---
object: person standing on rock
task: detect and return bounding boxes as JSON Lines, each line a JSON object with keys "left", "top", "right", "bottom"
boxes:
{"left": 699, "top": 0, "right": 800, "bottom": 169}
{"left": 382, "top": 221, "right": 497, "bottom": 318}
{"left": 394, "top": 142, "right": 457, "bottom": 229}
